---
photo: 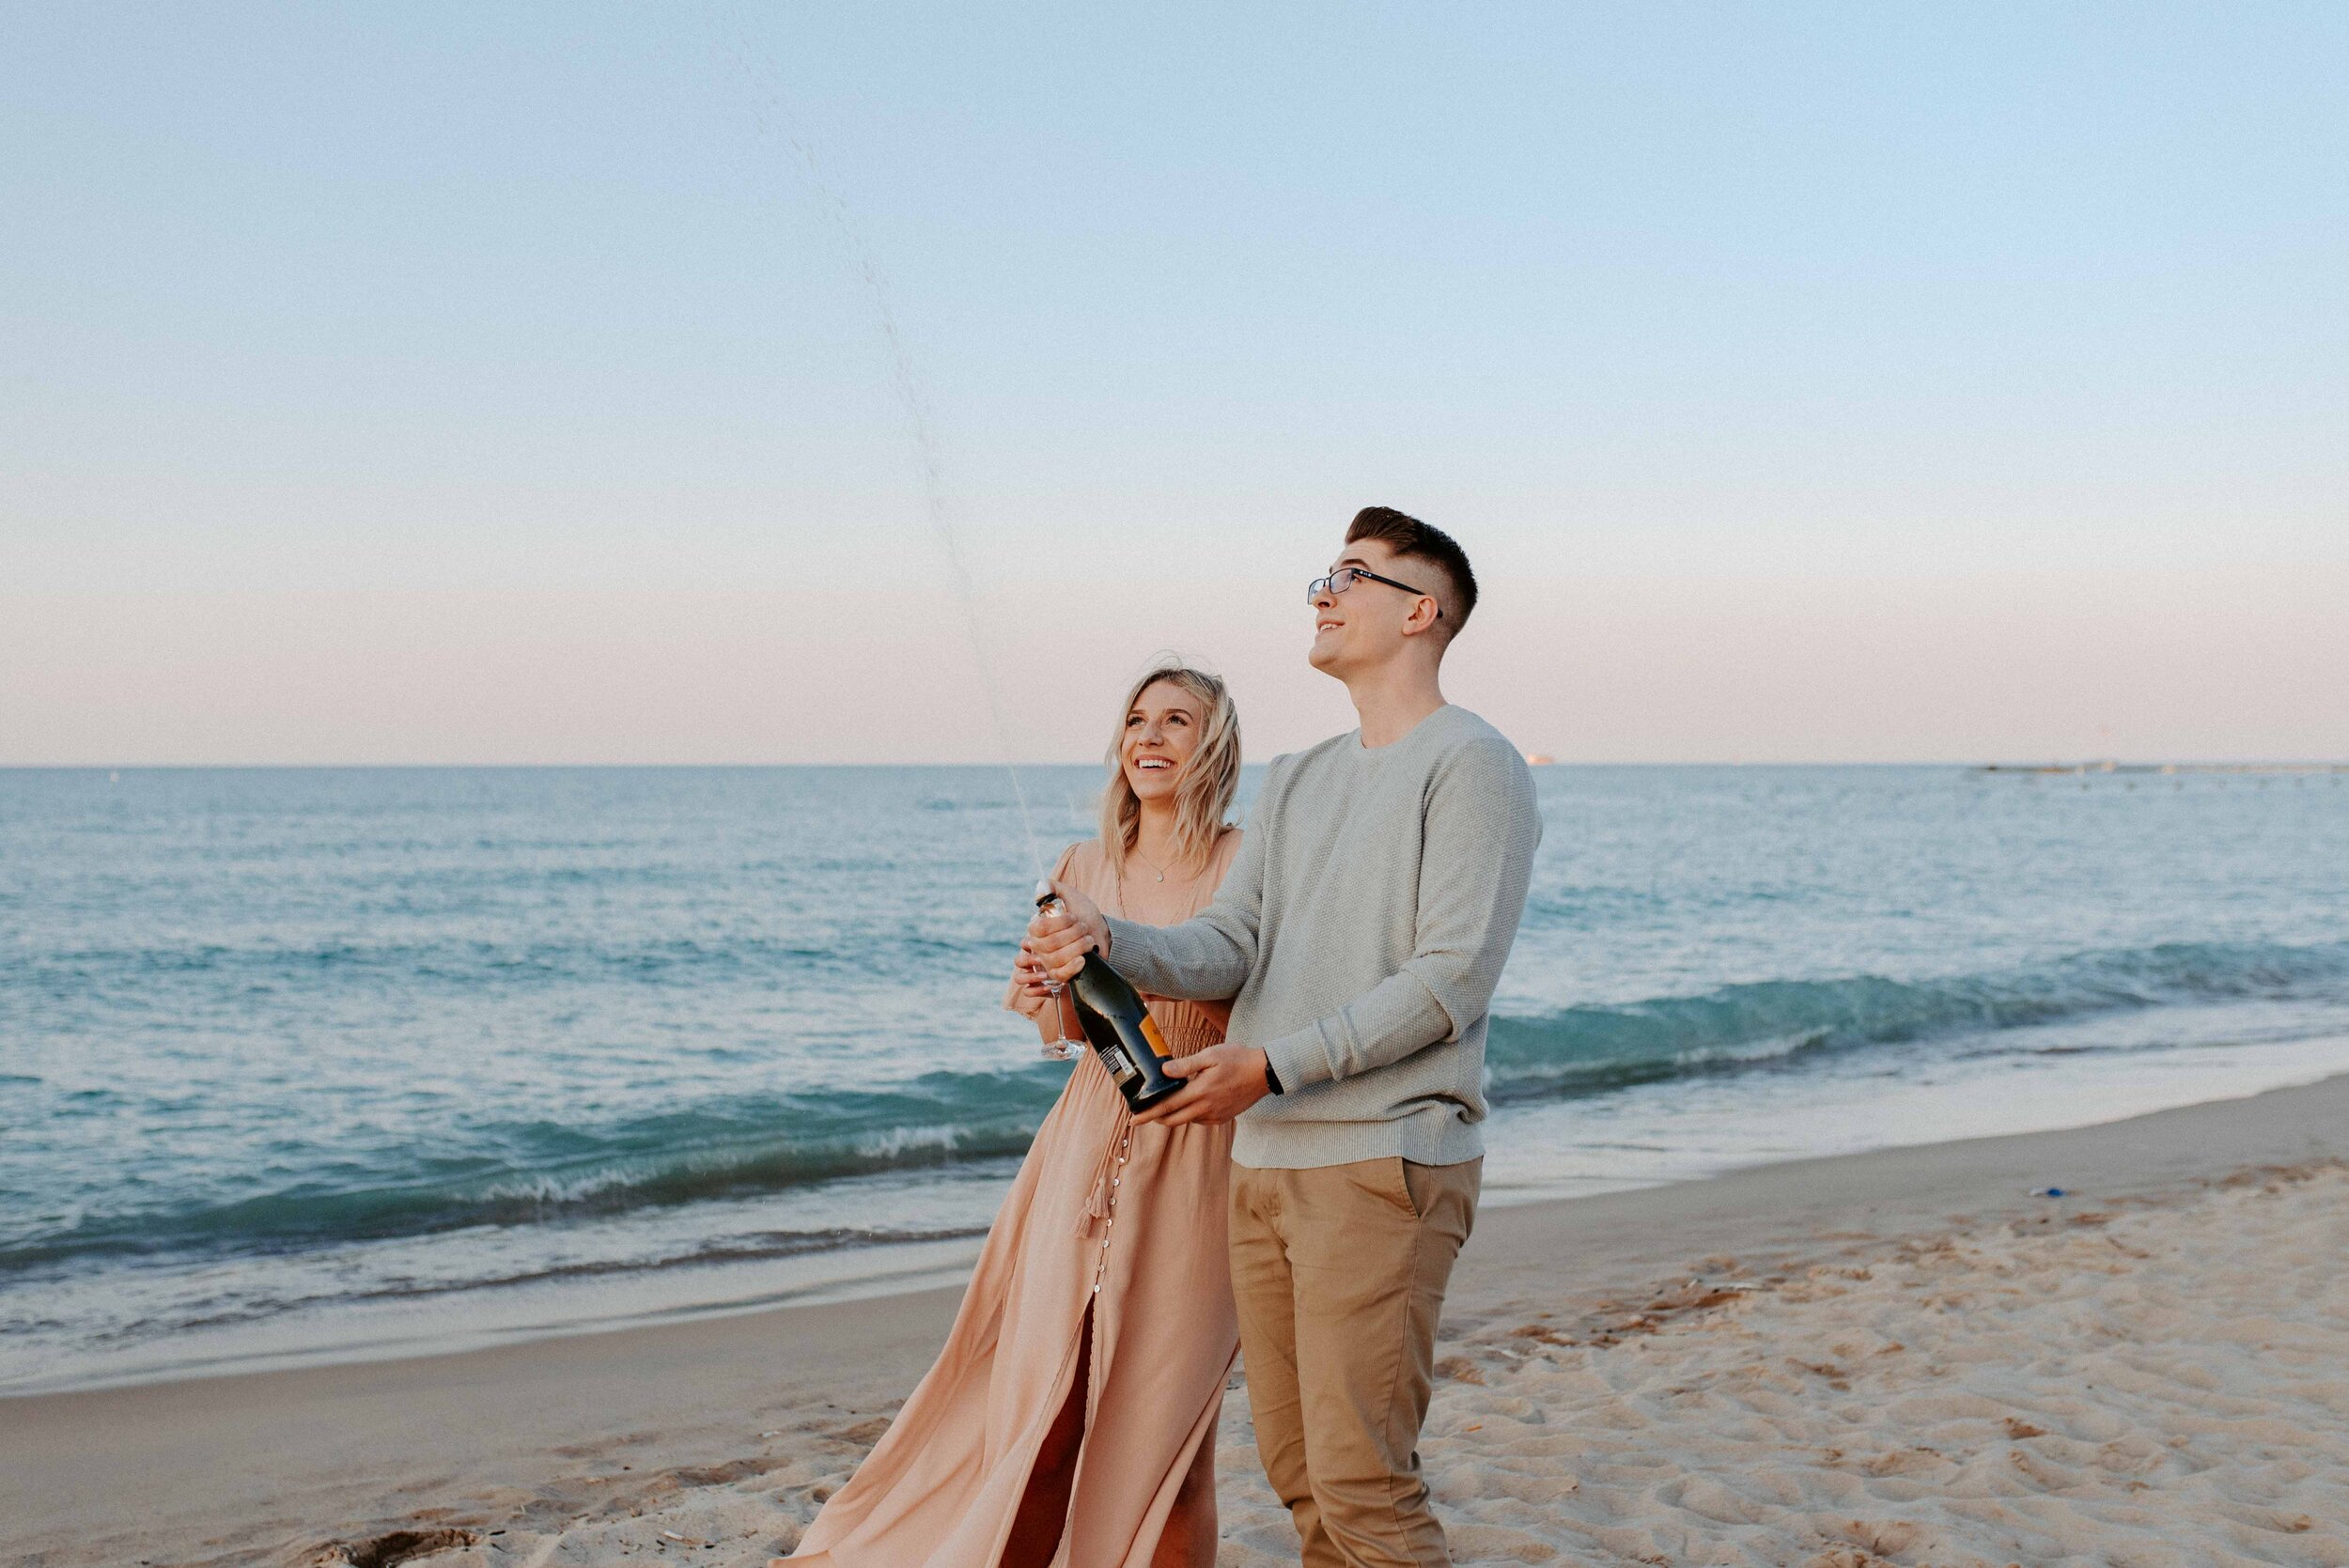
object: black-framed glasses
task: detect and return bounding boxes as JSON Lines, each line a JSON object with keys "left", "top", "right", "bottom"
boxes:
{"left": 1305, "top": 566, "right": 1441, "bottom": 617}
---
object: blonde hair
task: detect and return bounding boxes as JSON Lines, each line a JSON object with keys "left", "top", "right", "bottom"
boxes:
{"left": 1098, "top": 660, "right": 1241, "bottom": 875}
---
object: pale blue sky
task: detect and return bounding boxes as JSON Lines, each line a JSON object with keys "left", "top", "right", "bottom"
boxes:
{"left": 4, "top": 3, "right": 2344, "bottom": 762}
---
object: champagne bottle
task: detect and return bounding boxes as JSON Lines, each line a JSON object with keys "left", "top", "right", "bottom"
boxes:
{"left": 1034, "top": 882, "right": 1184, "bottom": 1113}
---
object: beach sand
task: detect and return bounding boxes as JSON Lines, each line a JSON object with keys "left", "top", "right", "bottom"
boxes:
{"left": 8, "top": 1074, "right": 2346, "bottom": 1568}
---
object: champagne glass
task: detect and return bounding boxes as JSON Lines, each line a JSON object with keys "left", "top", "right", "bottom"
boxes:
{"left": 1032, "top": 894, "right": 1080, "bottom": 1062}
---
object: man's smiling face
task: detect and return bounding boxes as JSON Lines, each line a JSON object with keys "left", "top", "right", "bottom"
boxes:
{"left": 1309, "top": 536, "right": 1427, "bottom": 676}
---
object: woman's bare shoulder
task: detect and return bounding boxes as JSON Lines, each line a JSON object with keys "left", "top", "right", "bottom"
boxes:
{"left": 1055, "top": 837, "right": 1106, "bottom": 885}
{"left": 1207, "top": 825, "right": 1243, "bottom": 879}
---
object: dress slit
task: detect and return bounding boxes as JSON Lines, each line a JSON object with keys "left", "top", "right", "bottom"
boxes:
{"left": 999, "top": 1301, "right": 1095, "bottom": 1568}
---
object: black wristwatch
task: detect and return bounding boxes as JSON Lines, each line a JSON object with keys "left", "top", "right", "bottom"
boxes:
{"left": 1262, "top": 1057, "right": 1284, "bottom": 1095}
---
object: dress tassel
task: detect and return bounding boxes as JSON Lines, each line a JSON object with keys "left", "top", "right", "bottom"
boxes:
{"left": 1073, "top": 1101, "right": 1132, "bottom": 1239}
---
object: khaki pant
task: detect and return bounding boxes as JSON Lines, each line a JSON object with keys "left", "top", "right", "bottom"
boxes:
{"left": 1229, "top": 1156, "right": 1482, "bottom": 1568}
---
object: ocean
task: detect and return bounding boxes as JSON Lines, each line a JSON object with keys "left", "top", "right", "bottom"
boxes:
{"left": 5, "top": 763, "right": 2346, "bottom": 1393}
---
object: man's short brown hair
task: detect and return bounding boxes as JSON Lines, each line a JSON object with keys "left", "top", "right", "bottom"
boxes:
{"left": 1345, "top": 506, "right": 1478, "bottom": 636}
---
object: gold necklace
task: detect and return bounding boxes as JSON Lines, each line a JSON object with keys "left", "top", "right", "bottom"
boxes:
{"left": 1128, "top": 845, "right": 1174, "bottom": 883}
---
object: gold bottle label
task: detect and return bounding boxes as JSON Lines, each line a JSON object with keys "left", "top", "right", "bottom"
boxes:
{"left": 1138, "top": 1015, "right": 1171, "bottom": 1062}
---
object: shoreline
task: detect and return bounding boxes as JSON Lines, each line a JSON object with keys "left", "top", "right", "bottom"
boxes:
{"left": 7, "top": 1073, "right": 2347, "bottom": 1566}
{"left": 22, "top": 1022, "right": 2348, "bottom": 1401}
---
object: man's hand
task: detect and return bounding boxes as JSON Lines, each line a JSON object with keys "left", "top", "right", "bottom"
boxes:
{"left": 1133, "top": 1043, "right": 1273, "bottom": 1128}
{"left": 1021, "top": 878, "right": 1109, "bottom": 983}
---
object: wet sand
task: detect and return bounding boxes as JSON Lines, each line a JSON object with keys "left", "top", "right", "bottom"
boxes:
{"left": 7, "top": 1072, "right": 2346, "bottom": 1567}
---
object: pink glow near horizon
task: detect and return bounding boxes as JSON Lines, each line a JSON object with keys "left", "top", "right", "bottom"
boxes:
{"left": 5, "top": 566, "right": 2341, "bottom": 767}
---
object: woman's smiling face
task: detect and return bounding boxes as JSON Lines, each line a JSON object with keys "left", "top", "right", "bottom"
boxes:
{"left": 1121, "top": 679, "right": 1205, "bottom": 805}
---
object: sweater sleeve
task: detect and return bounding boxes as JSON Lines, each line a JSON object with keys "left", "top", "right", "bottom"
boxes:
{"left": 1259, "top": 737, "right": 1542, "bottom": 1091}
{"left": 1097, "top": 783, "right": 1272, "bottom": 1003}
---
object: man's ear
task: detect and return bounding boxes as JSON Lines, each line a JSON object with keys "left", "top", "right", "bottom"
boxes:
{"left": 1400, "top": 593, "right": 1445, "bottom": 639}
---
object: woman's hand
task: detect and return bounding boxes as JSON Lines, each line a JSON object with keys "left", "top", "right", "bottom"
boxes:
{"left": 1002, "top": 955, "right": 1056, "bottom": 1020}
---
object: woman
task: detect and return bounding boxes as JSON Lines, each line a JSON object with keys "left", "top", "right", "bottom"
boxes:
{"left": 782, "top": 662, "right": 1245, "bottom": 1568}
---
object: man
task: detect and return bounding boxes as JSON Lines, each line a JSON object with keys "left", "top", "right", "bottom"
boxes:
{"left": 1025, "top": 506, "right": 1543, "bottom": 1567}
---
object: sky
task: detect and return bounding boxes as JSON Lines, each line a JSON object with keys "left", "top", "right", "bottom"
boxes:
{"left": 4, "top": 1, "right": 2344, "bottom": 765}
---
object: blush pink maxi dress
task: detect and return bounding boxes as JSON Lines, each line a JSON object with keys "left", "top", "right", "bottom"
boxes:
{"left": 788, "top": 833, "right": 1241, "bottom": 1568}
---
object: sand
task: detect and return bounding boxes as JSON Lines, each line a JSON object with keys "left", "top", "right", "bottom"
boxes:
{"left": 7, "top": 1073, "right": 2347, "bottom": 1568}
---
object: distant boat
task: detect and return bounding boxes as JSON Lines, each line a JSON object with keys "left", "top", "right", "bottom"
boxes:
{"left": 1524, "top": 753, "right": 1556, "bottom": 767}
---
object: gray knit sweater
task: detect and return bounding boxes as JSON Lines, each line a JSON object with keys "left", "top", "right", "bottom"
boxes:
{"left": 1103, "top": 704, "right": 1543, "bottom": 1170}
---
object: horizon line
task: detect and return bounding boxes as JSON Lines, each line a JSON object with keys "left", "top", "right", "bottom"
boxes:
{"left": 7, "top": 759, "right": 2347, "bottom": 773}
